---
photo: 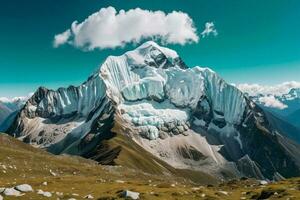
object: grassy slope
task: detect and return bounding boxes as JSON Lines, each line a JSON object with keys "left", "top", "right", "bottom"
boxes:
{"left": 107, "top": 121, "right": 219, "bottom": 185}
{"left": 84, "top": 115, "right": 219, "bottom": 184}
{"left": 0, "top": 133, "right": 299, "bottom": 200}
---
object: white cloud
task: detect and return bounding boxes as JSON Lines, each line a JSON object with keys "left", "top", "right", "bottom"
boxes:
{"left": 53, "top": 30, "right": 71, "bottom": 48}
{"left": 237, "top": 81, "right": 300, "bottom": 96}
{"left": 258, "top": 96, "right": 287, "bottom": 110}
{"left": 53, "top": 7, "right": 199, "bottom": 50}
{"left": 201, "top": 22, "right": 217, "bottom": 38}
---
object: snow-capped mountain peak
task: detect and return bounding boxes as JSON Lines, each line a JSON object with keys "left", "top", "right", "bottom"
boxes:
{"left": 6, "top": 41, "right": 300, "bottom": 181}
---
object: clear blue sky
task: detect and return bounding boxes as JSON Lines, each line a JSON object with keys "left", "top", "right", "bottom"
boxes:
{"left": 1, "top": 0, "right": 300, "bottom": 97}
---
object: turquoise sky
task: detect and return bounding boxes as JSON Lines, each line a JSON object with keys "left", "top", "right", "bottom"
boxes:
{"left": 1, "top": 0, "right": 300, "bottom": 97}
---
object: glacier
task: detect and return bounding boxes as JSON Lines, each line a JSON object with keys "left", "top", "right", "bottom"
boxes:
{"left": 7, "top": 40, "right": 249, "bottom": 151}
{"left": 99, "top": 41, "right": 247, "bottom": 140}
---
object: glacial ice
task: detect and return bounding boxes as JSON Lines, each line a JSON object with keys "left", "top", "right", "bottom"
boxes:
{"left": 36, "top": 76, "right": 107, "bottom": 117}
{"left": 99, "top": 41, "right": 246, "bottom": 140}
{"left": 17, "top": 41, "right": 248, "bottom": 150}
{"left": 120, "top": 100, "right": 189, "bottom": 139}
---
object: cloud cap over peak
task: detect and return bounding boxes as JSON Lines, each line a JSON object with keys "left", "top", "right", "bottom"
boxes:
{"left": 53, "top": 7, "right": 199, "bottom": 50}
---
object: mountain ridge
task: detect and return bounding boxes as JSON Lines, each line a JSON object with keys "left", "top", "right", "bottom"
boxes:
{"left": 6, "top": 41, "right": 300, "bottom": 181}
{"left": 241, "top": 87, "right": 300, "bottom": 141}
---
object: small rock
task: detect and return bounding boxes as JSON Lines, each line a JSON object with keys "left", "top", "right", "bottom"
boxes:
{"left": 172, "top": 128, "right": 180, "bottom": 135}
{"left": 3, "top": 188, "right": 22, "bottom": 196}
{"left": 121, "top": 190, "right": 140, "bottom": 200}
{"left": 49, "top": 169, "right": 57, "bottom": 176}
{"left": 43, "top": 191, "right": 52, "bottom": 197}
{"left": 115, "top": 180, "right": 125, "bottom": 184}
{"left": 218, "top": 190, "right": 228, "bottom": 195}
{"left": 177, "top": 126, "right": 184, "bottom": 133}
{"left": 42, "top": 182, "right": 47, "bottom": 186}
{"left": 158, "top": 131, "right": 168, "bottom": 139}
{"left": 166, "top": 122, "right": 175, "bottom": 130}
{"left": 37, "top": 189, "right": 52, "bottom": 197}
{"left": 186, "top": 121, "right": 191, "bottom": 127}
{"left": 15, "top": 184, "right": 33, "bottom": 192}
{"left": 56, "top": 192, "right": 64, "bottom": 196}
{"left": 183, "top": 124, "right": 189, "bottom": 130}
{"left": 84, "top": 194, "right": 94, "bottom": 199}
{"left": 0, "top": 194, "right": 2, "bottom": 200}
{"left": 201, "top": 193, "right": 206, "bottom": 198}
{"left": 182, "top": 131, "right": 189, "bottom": 136}
{"left": 259, "top": 180, "right": 268, "bottom": 185}
{"left": 37, "top": 190, "right": 43, "bottom": 194}
{"left": 161, "top": 126, "right": 169, "bottom": 132}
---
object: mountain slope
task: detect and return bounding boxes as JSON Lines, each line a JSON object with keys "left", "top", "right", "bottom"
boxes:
{"left": 287, "top": 108, "right": 300, "bottom": 128}
{"left": 1, "top": 133, "right": 300, "bottom": 200}
{"left": 0, "top": 102, "right": 12, "bottom": 126}
{"left": 263, "top": 108, "right": 300, "bottom": 143}
{"left": 0, "top": 97, "right": 27, "bottom": 131}
{"left": 0, "top": 110, "right": 19, "bottom": 132}
{"left": 245, "top": 88, "right": 300, "bottom": 130}
{"left": 7, "top": 41, "right": 300, "bottom": 181}
{"left": 241, "top": 88, "right": 300, "bottom": 143}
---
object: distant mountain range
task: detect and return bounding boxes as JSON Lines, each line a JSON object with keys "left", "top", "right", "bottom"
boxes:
{"left": 240, "top": 87, "right": 300, "bottom": 130}
{"left": 0, "top": 97, "right": 28, "bottom": 131}
{"left": 3, "top": 41, "right": 300, "bottom": 181}
{"left": 0, "top": 103, "right": 11, "bottom": 126}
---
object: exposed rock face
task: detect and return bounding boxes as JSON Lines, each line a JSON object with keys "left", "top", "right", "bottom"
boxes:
{"left": 7, "top": 41, "right": 300, "bottom": 180}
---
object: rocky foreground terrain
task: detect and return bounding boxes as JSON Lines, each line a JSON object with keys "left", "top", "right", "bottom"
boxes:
{"left": 0, "top": 133, "right": 299, "bottom": 200}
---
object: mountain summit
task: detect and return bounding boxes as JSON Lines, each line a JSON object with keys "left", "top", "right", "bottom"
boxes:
{"left": 7, "top": 41, "right": 300, "bottom": 181}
